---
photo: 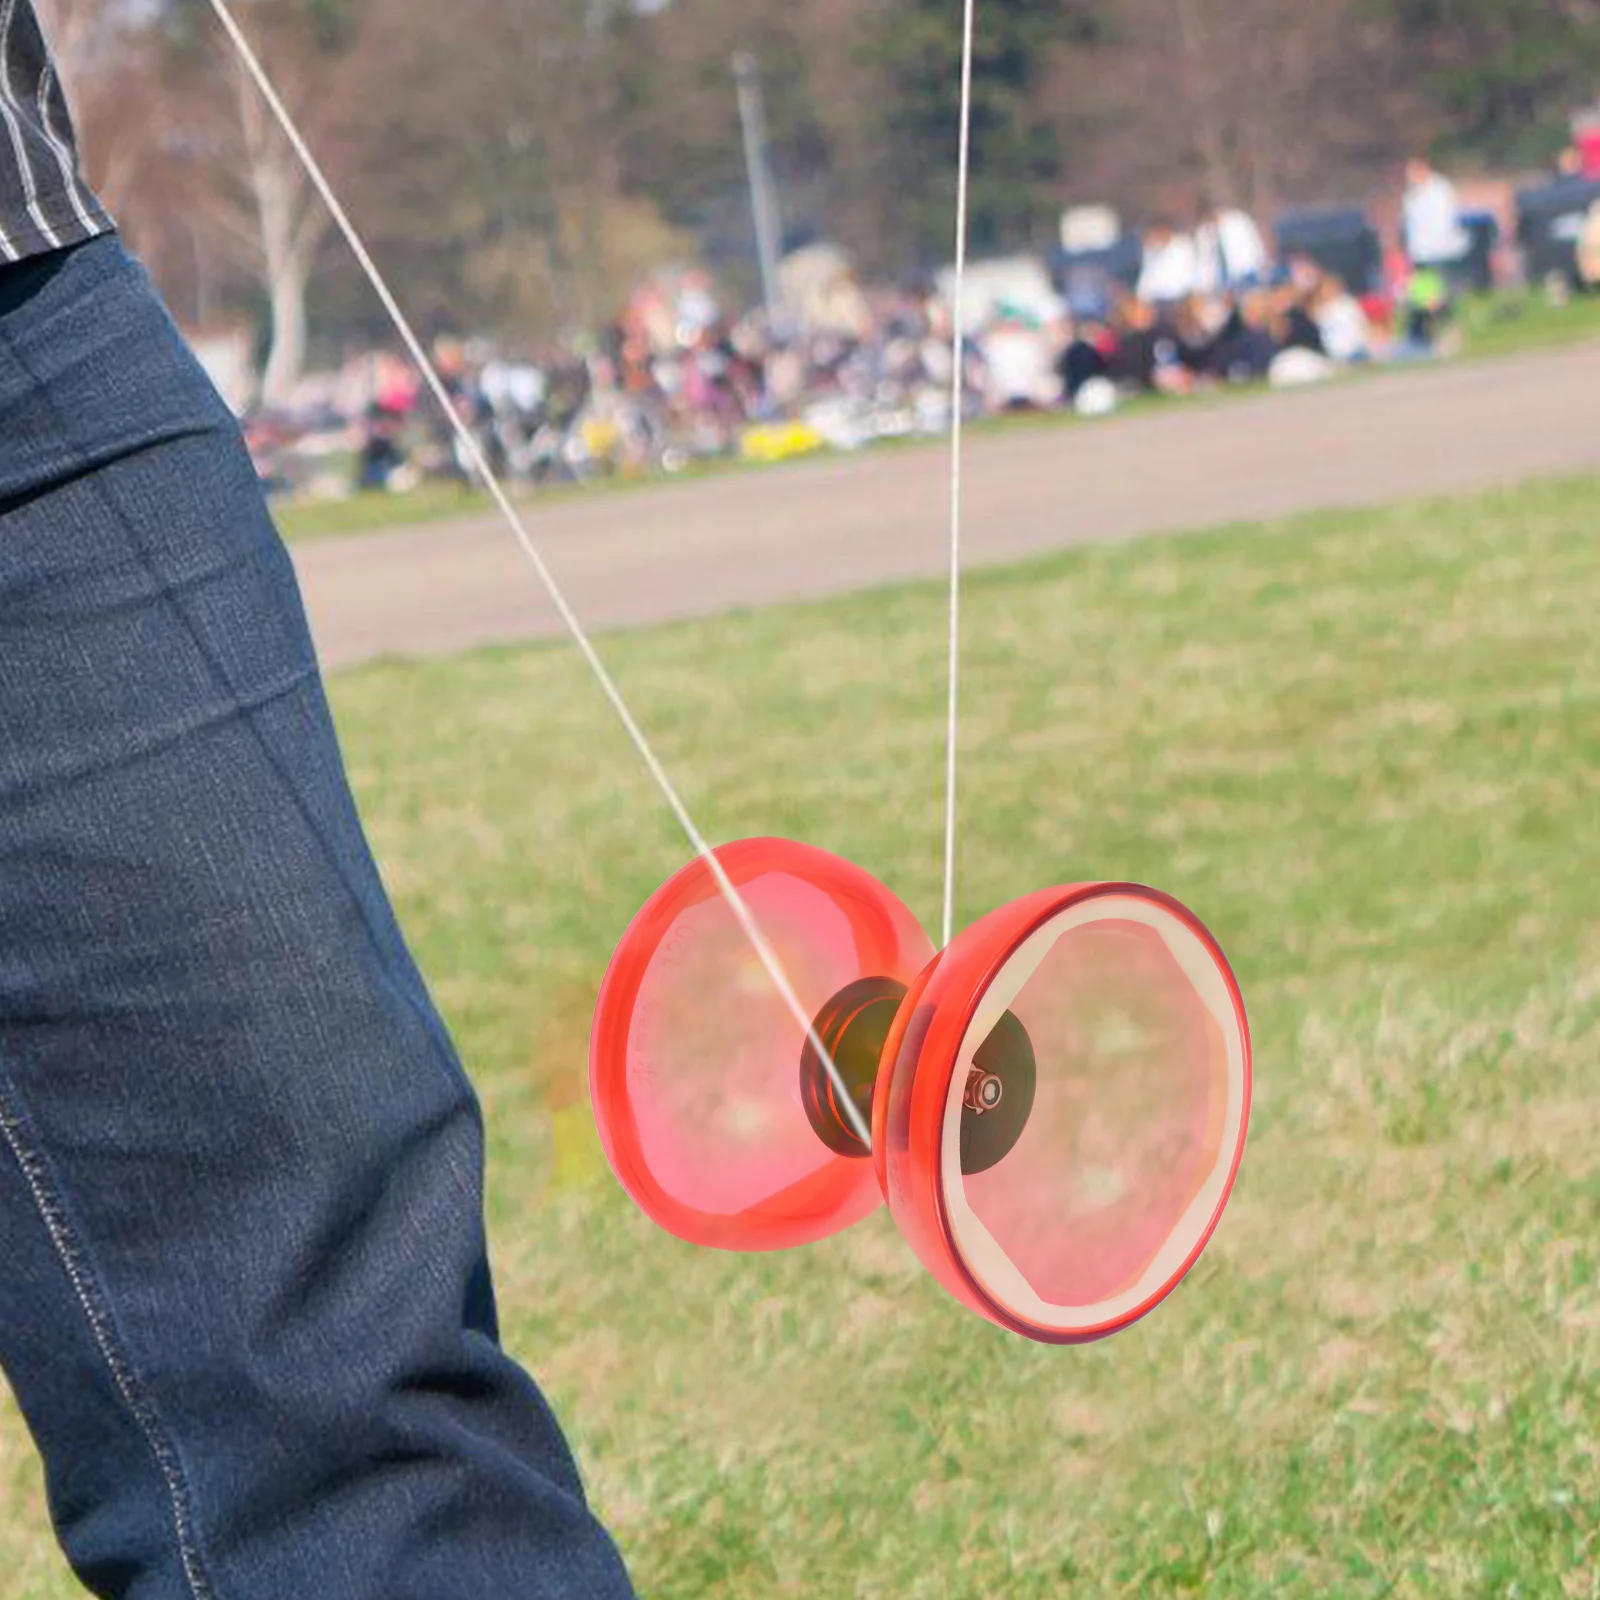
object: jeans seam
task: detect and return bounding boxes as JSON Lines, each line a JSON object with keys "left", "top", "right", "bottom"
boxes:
{"left": 0, "top": 662, "right": 317, "bottom": 808}
{"left": 0, "top": 416, "right": 220, "bottom": 516}
{"left": 0, "top": 1070, "right": 218, "bottom": 1600}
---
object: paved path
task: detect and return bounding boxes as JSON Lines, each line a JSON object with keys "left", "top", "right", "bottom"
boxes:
{"left": 293, "top": 343, "right": 1600, "bottom": 672}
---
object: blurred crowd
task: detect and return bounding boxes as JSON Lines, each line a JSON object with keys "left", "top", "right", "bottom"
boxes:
{"left": 245, "top": 152, "right": 1598, "bottom": 503}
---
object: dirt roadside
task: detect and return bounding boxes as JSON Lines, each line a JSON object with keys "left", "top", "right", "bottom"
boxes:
{"left": 292, "top": 343, "right": 1600, "bottom": 672}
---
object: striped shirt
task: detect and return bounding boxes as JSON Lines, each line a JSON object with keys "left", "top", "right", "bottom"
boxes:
{"left": 0, "top": 0, "right": 112, "bottom": 265}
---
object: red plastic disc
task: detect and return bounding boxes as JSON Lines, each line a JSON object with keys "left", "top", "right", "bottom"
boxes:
{"left": 590, "top": 839, "right": 935, "bottom": 1251}
{"left": 875, "top": 883, "right": 1250, "bottom": 1343}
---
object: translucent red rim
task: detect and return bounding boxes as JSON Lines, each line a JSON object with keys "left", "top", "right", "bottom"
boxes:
{"left": 875, "top": 883, "right": 1251, "bottom": 1344}
{"left": 589, "top": 838, "right": 934, "bottom": 1251}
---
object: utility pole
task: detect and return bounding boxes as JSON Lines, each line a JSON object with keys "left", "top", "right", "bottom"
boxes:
{"left": 733, "top": 50, "right": 785, "bottom": 321}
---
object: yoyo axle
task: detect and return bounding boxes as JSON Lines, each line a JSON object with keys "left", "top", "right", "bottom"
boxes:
{"left": 799, "top": 977, "right": 906, "bottom": 1158}
{"left": 799, "top": 976, "right": 1037, "bottom": 1175}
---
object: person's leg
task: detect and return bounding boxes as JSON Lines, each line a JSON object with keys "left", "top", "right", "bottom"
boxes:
{"left": 0, "top": 236, "right": 635, "bottom": 1599}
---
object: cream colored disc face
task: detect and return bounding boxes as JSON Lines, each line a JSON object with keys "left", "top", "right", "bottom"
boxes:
{"left": 939, "top": 895, "right": 1247, "bottom": 1333}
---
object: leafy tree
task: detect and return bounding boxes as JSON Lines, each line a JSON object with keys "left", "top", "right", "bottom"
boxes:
{"left": 1374, "top": 0, "right": 1600, "bottom": 165}
{"left": 81, "top": 0, "right": 1600, "bottom": 371}
{"left": 870, "top": 0, "right": 1107, "bottom": 268}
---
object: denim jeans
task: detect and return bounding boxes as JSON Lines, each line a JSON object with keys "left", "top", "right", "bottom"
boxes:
{"left": 0, "top": 235, "right": 635, "bottom": 1598}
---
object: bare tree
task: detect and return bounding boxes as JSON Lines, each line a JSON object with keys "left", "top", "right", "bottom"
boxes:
{"left": 134, "top": 4, "right": 366, "bottom": 406}
{"left": 39, "top": 0, "right": 348, "bottom": 398}
{"left": 1050, "top": 0, "right": 1413, "bottom": 227}
{"left": 225, "top": 47, "right": 334, "bottom": 405}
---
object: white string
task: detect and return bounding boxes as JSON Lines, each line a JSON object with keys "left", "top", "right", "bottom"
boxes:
{"left": 206, "top": 0, "right": 874, "bottom": 1151}
{"left": 941, "top": 0, "right": 978, "bottom": 952}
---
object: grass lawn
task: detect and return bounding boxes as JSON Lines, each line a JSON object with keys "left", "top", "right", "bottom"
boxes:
{"left": 1456, "top": 287, "right": 1600, "bottom": 361}
{"left": 277, "top": 474, "right": 500, "bottom": 539}
{"left": 3, "top": 475, "right": 1599, "bottom": 1596}
{"left": 273, "top": 290, "right": 1600, "bottom": 546}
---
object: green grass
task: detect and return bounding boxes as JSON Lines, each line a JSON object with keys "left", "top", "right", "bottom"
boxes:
{"left": 277, "top": 475, "right": 498, "bottom": 539}
{"left": 275, "top": 291, "right": 1600, "bottom": 546}
{"left": 271, "top": 454, "right": 770, "bottom": 541}
{"left": 5, "top": 476, "right": 1600, "bottom": 1596}
{"left": 273, "top": 434, "right": 806, "bottom": 543}
{"left": 1456, "top": 287, "right": 1600, "bottom": 361}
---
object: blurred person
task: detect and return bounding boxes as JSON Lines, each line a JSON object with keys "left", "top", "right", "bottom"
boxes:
{"left": 1170, "top": 292, "right": 1232, "bottom": 384}
{"left": 980, "top": 302, "right": 1060, "bottom": 412}
{"left": 1402, "top": 155, "right": 1471, "bottom": 283}
{"left": 0, "top": 10, "right": 638, "bottom": 1599}
{"left": 1395, "top": 263, "right": 1453, "bottom": 358}
{"left": 673, "top": 269, "right": 720, "bottom": 345}
{"left": 1136, "top": 221, "right": 1200, "bottom": 307}
{"left": 877, "top": 312, "right": 930, "bottom": 414}
{"left": 623, "top": 280, "right": 676, "bottom": 358}
{"left": 724, "top": 327, "right": 768, "bottom": 422}
{"left": 1104, "top": 290, "right": 1157, "bottom": 391}
{"left": 578, "top": 353, "right": 640, "bottom": 476}
{"left": 1266, "top": 287, "right": 1336, "bottom": 387}
{"left": 919, "top": 294, "right": 959, "bottom": 392}
{"left": 433, "top": 335, "right": 470, "bottom": 405}
{"left": 762, "top": 338, "right": 808, "bottom": 415}
{"left": 479, "top": 354, "right": 550, "bottom": 484}
{"left": 1578, "top": 200, "right": 1600, "bottom": 290}
{"left": 1061, "top": 258, "right": 1115, "bottom": 325}
{"left": 1309, "top": 273, "right": 1373, "bottom": 364}
{"left": 1271, "top": 284, "right": 1326, "bottom": 356}
{"left": 1284, "top": 252, "right": 1324, "bottom": 298}
{"left": 419, "top": 336, "right": 479, "bottom": 485}
{"left": 1574, "top": 111, "right": 1600, "bottom": 180}
{"left": 1379, "top": 229, "right": 1413, "bottom": 306}
{"left": 1208, "top": 290, "right": 1280, "bottom": 384}
{"left": 615, "top": 322, "right": 657, "bottom": 400}
{"left": 1106, "top": 290, "right": 1186, "bottom": 394}
{"left": 354, "top": 402, "right": 409, "bottom": 492}
{"left": 374, "top": 350, "right": 420, "bottom": 416}
{"left": 670, "top": 327, "right": 739, "bottom": 455}
{"left": 1058, "top": 314, "right": 1111, "bottom": 403}
{"left": 1194, "top": 201, "right": 1270, "bottom": 295}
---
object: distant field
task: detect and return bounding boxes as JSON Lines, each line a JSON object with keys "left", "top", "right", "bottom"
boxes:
{"left": 273, "top": 289, "right": 1600, "bottom": 546}
{"left": 3, "top": 475, "right": 1598, "bottom": 1597}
